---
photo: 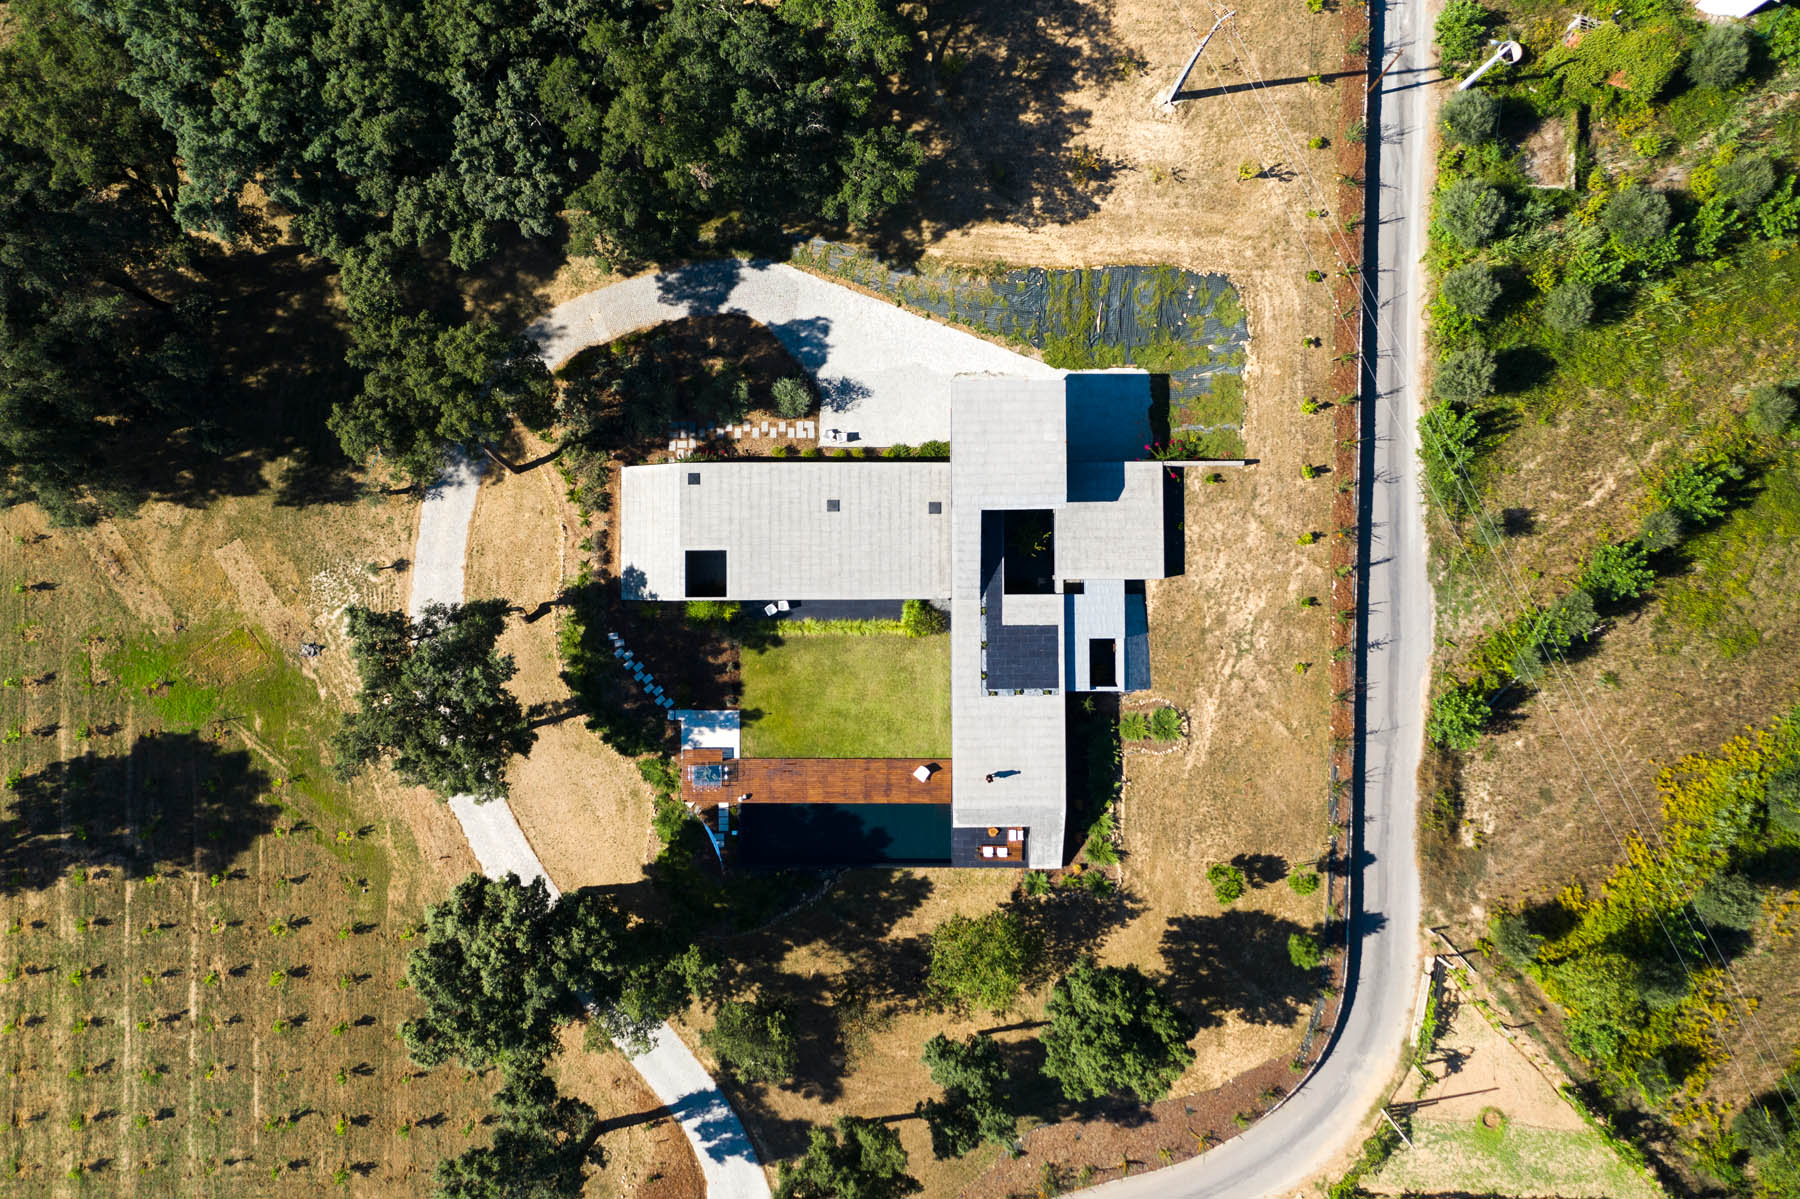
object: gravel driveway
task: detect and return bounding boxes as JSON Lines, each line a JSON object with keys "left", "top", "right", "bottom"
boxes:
{"left": 408, "top": 450, "right": 771, "bottom": 1199}
{"left": 530, "top": 259, "right": 1058, "bottom": 446}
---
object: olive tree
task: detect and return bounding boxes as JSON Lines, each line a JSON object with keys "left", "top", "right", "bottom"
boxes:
{"left": 1440, "top": 262, "right": 1502, "bottom": 319}
{"left": 1041, "top": 958, "right": 1197, "bottom": 1102}
{"left": 1436, "top": 178, "right": 1508, "bottom": 248}
{"left": 1602, "top": 187, "right": 1671, "bottom": 249}
{"left": 1439, "top": 89, "right": 1500, "bottom": 146}
{"left": 1543, "top": 281, "right": 1595, "bottom": 335}
{"left": 1688, "top": 23, "right": 1751, "bottom": 89}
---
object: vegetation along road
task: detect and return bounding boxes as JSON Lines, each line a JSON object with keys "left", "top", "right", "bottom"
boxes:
{"left": 1095, "top": 2, "right": 1435, "bottom": 1195}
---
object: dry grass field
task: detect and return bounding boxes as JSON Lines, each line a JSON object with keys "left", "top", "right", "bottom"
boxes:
{"left": 0, "top": 473, "right": 693, "bottom": 1196}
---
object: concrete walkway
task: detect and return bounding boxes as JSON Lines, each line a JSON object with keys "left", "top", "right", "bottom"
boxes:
{"left": 529, "top": 259, "right": 1058, "bottom": 446}
{"left": 408, "top": 454, "right": 771, "bottom": 1199}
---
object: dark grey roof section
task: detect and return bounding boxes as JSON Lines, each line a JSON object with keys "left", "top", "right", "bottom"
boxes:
{"left": 1124, "top": 591, "right": 1151, "bottom": 692}
{"left": 979, "top": 512, "right": 1060, "bottom": 692}
{"left": 951, "top": 824, "right": 1029, "bottom": 867}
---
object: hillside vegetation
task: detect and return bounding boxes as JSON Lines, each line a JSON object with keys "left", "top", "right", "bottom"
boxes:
{"left": 1415, "top": 2, "right": 1800, "bottom": 1194}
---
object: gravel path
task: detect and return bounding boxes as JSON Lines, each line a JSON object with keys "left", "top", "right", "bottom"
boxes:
{"left": 529, "top": 259, "right": 1058, "bottom": 446}
{"left": 408, "top": 451, "right": 771, "bottom": 1199}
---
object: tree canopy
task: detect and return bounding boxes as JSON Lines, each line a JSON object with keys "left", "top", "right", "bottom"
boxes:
{"left": 82, "top": 0, "right": 921, "bottom": 268}
{"left": 1040, "top": 958, "right": 1197, "bottom": 1103}
{"left": 702, "top": 994, "right": 799, "bottom": 1084}
{"left": 400, "top": 872, "right": 712, "bottom": 1072}
{"left": 330, "top": 312, "right": 554, "bottom": 485}
{"left": 927, "top": 908, "right": 1041, "bottom": 1015}
{"left": 916, "top": 1033, "right": 1014, "bottom": 1159}
{"left": 334, "top": 601, "right": 536, "bottom": 799}
{"left": 775, "top": 1116, "right": 921, "bottom": 1199}
{"left": 0, "top": 0, "right": 215, "bottom": 525}
{"left": 434, "top": 1062, "right": 601, "bottom": 1199}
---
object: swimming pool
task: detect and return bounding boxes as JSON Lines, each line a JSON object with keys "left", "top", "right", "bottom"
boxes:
{"left": 736, "top": 803, "right": 952, "bottom": 867}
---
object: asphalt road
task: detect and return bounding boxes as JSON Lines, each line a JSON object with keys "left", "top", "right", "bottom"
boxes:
{"left": 1088, "top": 7, "right": 1436, "bottom": 1198}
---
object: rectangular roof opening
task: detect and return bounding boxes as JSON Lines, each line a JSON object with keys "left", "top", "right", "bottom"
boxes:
{"left": 685, "top": 549, "right": 727, "bottom": 598}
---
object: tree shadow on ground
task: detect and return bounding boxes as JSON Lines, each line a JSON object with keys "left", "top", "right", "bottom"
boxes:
{"left": 1157, "top": 911, "right": 1324, "bottom": 1030}
{"left": 715, "top": 870, "right": 936, "bottom": 1106}
{"left": 868, "top": 0, "right": 1131, "bottom": 260}
{"left": 1010, "top": 883, "right": 1143, "bottom": 987}
{"left": 1231, "top": 852, "right": 1288, "bottom": 888}
{"left": 0, "top": 733, "right": 275, "bottom": 897}
{"left": 113, "top": 241, "right": 370, "bottom": 515}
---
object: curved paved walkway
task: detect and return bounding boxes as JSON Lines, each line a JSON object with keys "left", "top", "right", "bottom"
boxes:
{"left": 529, "top": 259, "right": 1057, "bottom": 446}
{"left": 410, "top": 453, "right": 771, "bottom": 1199}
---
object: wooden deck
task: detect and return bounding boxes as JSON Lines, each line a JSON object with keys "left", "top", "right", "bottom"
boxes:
{"left": 680, "top": 748, "right": 951, "bottom": 806}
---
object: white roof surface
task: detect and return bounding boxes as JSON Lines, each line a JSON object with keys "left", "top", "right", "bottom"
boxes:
{"left": 948, "top": 378, "right": 1069, "bottom": 867}
{"left": 1057, "top": 461, "right": 1171, "bottom": 581}
{"left": 620, "top": 462, "right": 952, "bottom": 601}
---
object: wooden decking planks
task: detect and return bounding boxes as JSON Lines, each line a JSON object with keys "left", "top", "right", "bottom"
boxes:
{"left": 679, "top": 748, "right": 950, "bottom": 806}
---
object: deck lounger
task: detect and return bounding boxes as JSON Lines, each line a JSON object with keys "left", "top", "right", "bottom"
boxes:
{"left": 996, "top": 846, "right": 1010, "bottom": 859}
{"left": 980, "top": 845, "right": 995, "bottom": 859}
{"left": 1008, "top": 828, "right": 1023, "bottom": 842}
{"left": 717, "top": 803, "right": 730, "bottom": 835}
{"left": 764, "top": 603, "right": 779, "bottom": 616}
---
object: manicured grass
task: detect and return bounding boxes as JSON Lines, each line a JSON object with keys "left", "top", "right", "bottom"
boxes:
{"left": 739, "top": 633, "right": 950, "bottom": 758}
{"left": 1371, "top": 1116, "right": 1662, "bottom": 1199}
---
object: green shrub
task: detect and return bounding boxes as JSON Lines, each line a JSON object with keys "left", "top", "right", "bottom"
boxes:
{"left": 1491, "top": 911, "right": 1543, "bottom": 967}
{"left": 1747, "top": 384, "right": 1796, "bottom": 436}
{"left": 1639, "top": 506, "right": 1683, "bottom": 552}
{"left": 1119, "top": 711, "right": 1150, "bottom": 741}
{"left": 1768, "top": 763, "right": 1800, "bottom": 834}
{"left": 800, "top": 445, "right": 824, "bottom": 459}
{"left": 1440, "top": 263, "right": 1501, "bottom": 319}
{"left": 1579, "top": 541, "right": 1655, "bottom": 602}
{"left": 1435, "top": 178, "right": 1508, "bottom": 249}
{"left": 1717, "top": 155, "right": 1777, "bottom": 212}
{"left": 685, "top": 600, "right": 740, "bottom": 624}
{"left": 1693, "top": 872, "right": 1763, "bottom": 931}
{"left": 1433, "top": 344, "right": 1496, "bottom": 404}
{"left": 771, "top": 443, "right": 795, "bottom": 459}
{"left": 1439, "top": 89, "right": 1500, "bottom": 145}
{"left": 1602, "top": 187, "right": 1671, "bottom": 249}
{"left": 1419, "top": 401, "right": 1479, "bottom": 506}
{"left": 1289, "top": 870, "right": 1321, "bottom": 896}
{"left": 1543, "top": 281, "right": 1595, "bottom": 334}
{"left": 1655, "top": 458, "right": 1732, "bottom": 523}
{"left": 1084, "top": 811, "right": 1120, "bottom": 865}
{"left": 1765, "top": 5, "right": 1800, "bottom": 64}
{"left": 1288, "top": 932, "right": 1324, "bottom": 970}
{"left": 771, "top": 376, "right": 812, "bottom": 419}
{"left": 1688, "top": 23, "right": 1750, "bottom": 88}
{"left": 1206, "top": 863, "right": 1248, "bottom": 904}
{"left": 1427, "top": 685, "right": 1490, "bottom": 750}
{"left": 1149, "top": 707, "right": 1183, "bottom": 742}
{"left": 1022, "top": 869, "right": 1051, "bottom": 897}
{"left": 916, "top": 439, "right": 950, "bottom": 459}
{"left": 881, "top": 443, "right": 913, "bottom": 459}
{"left": 1434, "top": 0, "right": 1490, "bottom": 62}
{"left": 900, "top": 599, "right": 948, "bottom": 637}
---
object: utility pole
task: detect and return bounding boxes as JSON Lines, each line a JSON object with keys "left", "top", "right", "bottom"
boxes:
{"left": 1160, "top": 10, "right": 1238, "bottom": 110}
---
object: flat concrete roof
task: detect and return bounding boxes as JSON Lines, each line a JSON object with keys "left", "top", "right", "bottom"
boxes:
{"left": 620, "top": 462, "right": 951, "bottom": 601}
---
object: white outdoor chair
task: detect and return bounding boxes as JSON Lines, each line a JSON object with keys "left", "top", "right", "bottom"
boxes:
{"left": 764, "top": 603, "right": 779, "bottom": 616}
{"left": 777, "top": 600, "right": 791, "bottom": 612}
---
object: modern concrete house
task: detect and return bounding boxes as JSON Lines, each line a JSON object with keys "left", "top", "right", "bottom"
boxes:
{"left": 620, "top": 370, "right": 1177, "bottom": 869}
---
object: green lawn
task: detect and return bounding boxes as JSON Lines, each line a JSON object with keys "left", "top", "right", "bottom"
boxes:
{"left": 1370, "top": 1116, "right": 1663, "bottom": 1199}
{"left": 739, "top": 633, "right": 950, "bottom": 758}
